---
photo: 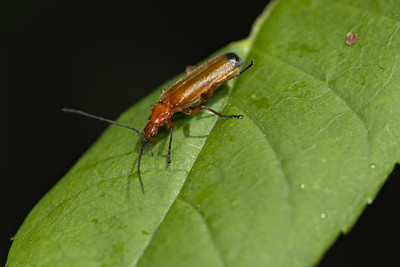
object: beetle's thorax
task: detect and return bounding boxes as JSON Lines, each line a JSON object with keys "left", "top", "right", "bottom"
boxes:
{"left": 149, "top": 102, "right": 172, "bottom": 125}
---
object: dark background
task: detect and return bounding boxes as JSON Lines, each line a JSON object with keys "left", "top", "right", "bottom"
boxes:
{"left": 1, "top": 0, "right": 398, "bottom": 266}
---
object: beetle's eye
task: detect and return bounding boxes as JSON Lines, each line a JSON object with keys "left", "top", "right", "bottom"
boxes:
{"left": 150, "top": 105, "right": 154, "bottom": 109}
{"left": 151, "top": 133, "right": 156, "bottom": 138}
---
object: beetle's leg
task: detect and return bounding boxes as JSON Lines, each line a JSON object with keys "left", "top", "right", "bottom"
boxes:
{"left": 185, "top": 65, "right": 197, "bottom": 75}
{"left": 166, "top": 119, "right": 174, "bottom": 164}
{"left": 183, "top": 106, "right": 242, "bottom": 119}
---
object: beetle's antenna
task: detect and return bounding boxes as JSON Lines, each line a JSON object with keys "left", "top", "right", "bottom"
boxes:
{"left": 137, "top": 140, "right": 147, "bottom": 194}
{"left": 62, "top": 108, "right": 144, "bottom": 134}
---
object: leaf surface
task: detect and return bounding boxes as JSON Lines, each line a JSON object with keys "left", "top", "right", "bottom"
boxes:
{"left": 7, "top": 0, "right": 400, "bottom": 266}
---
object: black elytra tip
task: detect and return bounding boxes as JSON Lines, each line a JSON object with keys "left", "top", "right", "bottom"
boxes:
{"left": 224, "top": 52, "right": 243, "bottom": 67}
{"left": 224, "top": 52, "right": 239, "bottom": 61}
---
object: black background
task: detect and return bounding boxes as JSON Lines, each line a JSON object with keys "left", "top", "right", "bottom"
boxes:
{"left": 1, "top": 1, "right": 399, "bottom": 266}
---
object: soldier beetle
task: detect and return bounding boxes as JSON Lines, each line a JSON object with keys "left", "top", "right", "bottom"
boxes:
{"left": 63, "top": 52, "right": 254, "bottom": 193}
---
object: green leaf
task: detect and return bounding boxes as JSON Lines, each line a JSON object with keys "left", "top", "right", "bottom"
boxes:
{"left": 7, "top": 0, "right": 400, "bottom": 266}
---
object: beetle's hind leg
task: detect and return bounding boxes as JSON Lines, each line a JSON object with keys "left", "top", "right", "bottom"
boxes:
{"left": 182, "top": 106, "right": 243, "bottom": 119}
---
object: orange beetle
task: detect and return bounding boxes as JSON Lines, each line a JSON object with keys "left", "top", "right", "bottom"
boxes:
{"left": 64, "top": 53, "right": 253, "bottom": 193}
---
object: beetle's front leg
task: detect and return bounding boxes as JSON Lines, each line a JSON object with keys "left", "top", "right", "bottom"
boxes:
{"left": 166, "top": 119, "right": 174, "bottom": 164}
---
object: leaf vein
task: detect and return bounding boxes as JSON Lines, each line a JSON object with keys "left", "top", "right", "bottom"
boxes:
{"left": 261, "top": 51, "right": 370, "bottom": 134}
{"left": 180, "top": 198, "right": 226, "bottom": 267}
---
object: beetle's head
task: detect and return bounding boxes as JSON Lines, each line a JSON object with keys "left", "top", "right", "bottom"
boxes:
{"left": 144, "top": 102, "right": 172, "bottom": 144}
{"left": 144, "top": 122, "right": 159, "bottom": 144}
